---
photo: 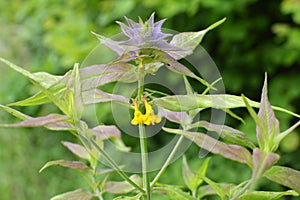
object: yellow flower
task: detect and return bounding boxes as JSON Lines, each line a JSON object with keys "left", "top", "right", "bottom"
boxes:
{"left": 131, "top": 97, "right": 161, "bottom": 125}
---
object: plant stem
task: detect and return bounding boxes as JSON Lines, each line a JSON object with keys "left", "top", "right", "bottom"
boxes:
{"left": 150, "top": 135, "right": 185, "bottom": 187}
{"left": 139, "top": 124, "right": 151, "bottom": 200}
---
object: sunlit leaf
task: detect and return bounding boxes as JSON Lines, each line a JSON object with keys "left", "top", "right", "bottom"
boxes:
{"left": 104, "top": 175, "right": 142, "bottom": 194}
{"left": 239, "top": 190, "right": 298, "bottom": 200}
{"left": 163, "top": 127, "right": 252, "bottom": 166}
{"left": 62, "top": 141, "right": 90, "bottom": 160}
{"left": 197, "top": 184, "right": 234, "bottom": 199}
{"left": 189, "top": 121, "right": 255, "bottom": 149}
{"left": 39, "top": 160, "right": 90, "bottom": 173}
{"left": 265, "top": 166, "right": 300, "bottom": 193}
{"left": 0, "top": 104, "right": 29, "bottom": 120}
{"left": 158, "top": 107, "right": 192, "bottom": 125}
{"left": 50, "top": 189, "right": 93, "bottom": 200}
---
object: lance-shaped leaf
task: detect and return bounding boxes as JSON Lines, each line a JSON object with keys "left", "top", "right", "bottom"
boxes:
{"left": 163, "top": 127, "right": 252, "bottom": 166}
{"left": 152, "top": 94, "right": 300, "bottom": 118}
{"left": 0, "top": 104, "right": 29, "bottom": 120}
{"left": 80, "top": 63, "right": 138, "bottom": 91}
{"left": 0, "top": 57, "right": 70, "bottom": 114}
{"left": 252, "top": 148, "right": 280, "bottom": 182}
{"left": 169, "top": 18, "right": 226, "bottom": 60}
{"left": 182, "top": 155, "right": 211, "bottom": 193}
{"left": 104, "top": 175, "right": 142, "bottom": 194}
{"left": 256, "top": 74, "right": 280, "bottom": 150}
{"left": 275, "top": 120, "right": 300, "bottom": 146}
{"left": 62, "top": 141, "right": 90, "bottom": 160}
{"left": 189, "top": 121, "right": 255, "bottom": 149}
{"left": 66, "top": 63, "right": 83, "bottom": 121}
{"left": 39, "top": 160, "right": 90, "bottom": 173}
{"left": 154, "top": 185, "right": 196, "bottom": 200}
{"left": 113, "top": 194, "right": 143, "bottom": 200}
{"left": 158, "top": 107, "right": 192, "bottom": 125}
{"left": 83, "top": 89, "right": 130, "bottom": 106}
{"left": 265, "top": 166, "right": 300, "bottom": 194}
{"left": 7, "top": 71, "right": 71, "bottom": 107}
{"left": 0, "top": 114, "right": 69, "bottom": 128}
{"left": 197, "top": 184, "right": 234, "bottom": 199}
{"left": 239, "top": 190, "right": 298, "bottom": 200}
{"left": 155, "top": 50, "right": 211, "bottom": 88}
{"left": 90, "top": 125, "right": 130, "bottom": 152}
{"left": 50, "top": 189, "right": 93, "bottom": 200}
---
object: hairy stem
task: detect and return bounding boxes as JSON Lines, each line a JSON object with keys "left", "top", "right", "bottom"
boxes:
{"left": 150, "top": 135, "right": 185, "bottom": 187}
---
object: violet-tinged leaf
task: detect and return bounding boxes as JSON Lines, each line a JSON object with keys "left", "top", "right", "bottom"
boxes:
{"left": 39, "top": 160, "right": 90, "bottom": 173}
{"left": 50, "top": 189, "right": 93, "bottom": 200}
{"left": 239, "top": 190, "right": 298, "bottom": 200}
{"left": 46, "top": 121, "right": 75, "bottom": 131}
{"left": 257, "top": 74, "right": 280, "bottom": 150}
{"left": 92, "top": 33, "right": 128, "bottom": 56}
{"left": 91, "top": 125, "right": 130, "bottom": 152}
{"left": 104, "top": 175, "right": 142, "bottom": 194}
{"left": 0, "top": 114, "right": 69, "bottom": 128}
{"left": 265, "top": 166, "right": 300, "bottom": 194}
{"left": 80, "top": 63, "right": 138, "bottom": 91}
{"left": 189, "top": 121, "right": 255, "bottom": 149}
{"left": 155, "top": 50, "right": 211, "bottom": 88}
{"left": 252, "top": 148, "right": 280, "bottom": 181}
{"left": 169, "top": 18, "right": 226, "bottom": 60}
{"left": 62, "top": 141, "right": 90, "bottom": 160}
{"left": 163, "top": 127, "right": 252, "bottom": 166}
{"left": 158, "top": 107, "right": 192, "bottom": 125}
{"left": 83, "top": 89, "right": 130, "bottom": 106}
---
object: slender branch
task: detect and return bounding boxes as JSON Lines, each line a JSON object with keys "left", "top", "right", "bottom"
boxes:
{"left": 150, "top": 135, "right": 185, "bottom": 187}
{"left": 80, "top": 135, "right": 145, "bottom": 194}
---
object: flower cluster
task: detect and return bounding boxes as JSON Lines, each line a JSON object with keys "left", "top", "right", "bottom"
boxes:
{"left": 131, "top": 97, "right": 161, "bottom": 126}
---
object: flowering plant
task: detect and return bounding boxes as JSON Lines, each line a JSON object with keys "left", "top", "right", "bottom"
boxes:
{"left": 1, "top": 13, "right": 300, "bottom": 200}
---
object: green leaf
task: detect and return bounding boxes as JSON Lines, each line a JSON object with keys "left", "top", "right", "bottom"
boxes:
{"left": 163, "top": 127, "right": 252, "bottom": 166}
{"left": 239, "top": 190, "right": 298, "bottom": 200}
{"left": 104, "top": 175, "right": 142, "bottom": 194}
{"left": 66, "top": 63, "right": 83, "bottom": 121}
{"left": 113, "top": 193, "right": 143, "bottom": 200}
{"left": 197, "top": 184, "right": 233, "bottom": 199}
{"left": 62, "top": 141, "right": 90, "bottom": 160}
{"left": 252, "top": 148, "right": 280, "bottom": 182}
{"left": 189, "top": 121, "right": 255, "bottom": 149}
{"left": 169, "top": 18, "right": 226, "bottom": 60}
{"left": 265, "top": 166, "right": 300, "bottom": 194}
{"left": 0, "top": 104, "right": 29, "bottom": 120}
{"left": 0, "top": 114, "right": 69, "bottom": 128}
{"left": 155, "top": 185, "right": 196, "bottom": 200}
{"left": 152, "top": 94, "right": 300, "bottom": 118}
{"left": 50, "top": 189, "right": 93, "bottom": 200}
{"left": 189, "top": 157, "right": 211, "bottom": 192}
{"left": 0, "top": 57, "right": 70, "bottom": 114}
{"left": 39, "top": 160, "right": 90, "bottom": 173}
{"left": 182, "top": 156, "right": 195, "bottom": 191}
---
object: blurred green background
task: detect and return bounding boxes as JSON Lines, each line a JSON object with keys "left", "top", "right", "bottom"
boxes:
{"left": 0, "top": 0, "right": 300, "bottom": 199}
